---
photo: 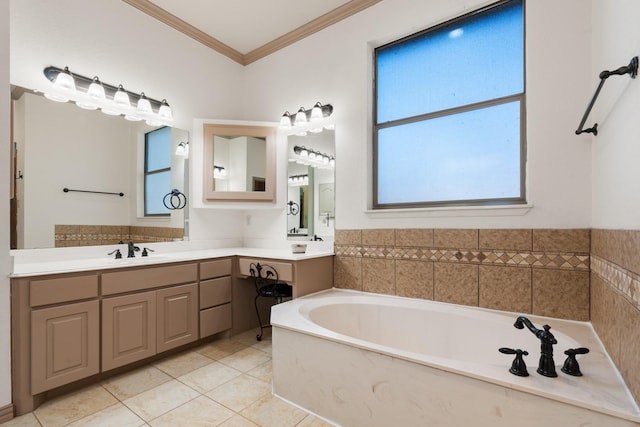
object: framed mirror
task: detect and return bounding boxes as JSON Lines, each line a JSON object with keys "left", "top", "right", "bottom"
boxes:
{"left": 203, "top": 123, "right": 276, "bottom": 202}
{"left": 10, "top": 88, "right": 188, "bottom": 249}
{"left": 287, "top": 129, "right": 335, "bottom": 240}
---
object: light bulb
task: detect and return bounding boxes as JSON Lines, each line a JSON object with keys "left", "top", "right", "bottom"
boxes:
{"left": 113, "top": 85, "right": 131, "bottom": 112}
{"left": 136, "top": 92, "right": 153, "bottom": 117}
{"left": 294, "top": 107, "right": 307, "bottom": 126}
{"left": 87, "top": 77, "right": 106, "bottom": 101}
{"left": 310, "top": 102, "right": 323, "bottom": 122}
{"left": 54, "top": 67, "right": 76, "bottom": 92}
{"left": 279, "top": 112, "right": 292, "bottom": 129}
{"left": 158, "top": 99, "right": 173, "bottom": 124}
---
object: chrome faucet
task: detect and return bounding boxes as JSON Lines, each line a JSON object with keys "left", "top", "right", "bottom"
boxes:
{"left": 514, "top": 316, "right": 558, "bottom": 377}
{"left": 127, "top": 241, "right": 140, "bottom": 258}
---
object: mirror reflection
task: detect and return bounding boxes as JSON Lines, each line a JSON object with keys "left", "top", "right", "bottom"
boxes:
{"left": 287, "top": 129, "right": 335, "bottom": 241}
{"left": 10, "top": 88, "right": 188, "bottom": 249}
{"left": 212, "top": 135, "right": 266, "bottom": 192}
{"left": 203, "top": 123, "right": 276, "bottom": 202}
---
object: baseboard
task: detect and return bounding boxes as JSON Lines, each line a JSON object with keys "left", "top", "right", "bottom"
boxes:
{"left": 0, "top": 403, "right": 14, "bottom": 423}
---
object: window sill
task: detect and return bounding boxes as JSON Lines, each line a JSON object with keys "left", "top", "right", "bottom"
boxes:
{"left": 364, "top": 204, "right": 533, "bottom": 218}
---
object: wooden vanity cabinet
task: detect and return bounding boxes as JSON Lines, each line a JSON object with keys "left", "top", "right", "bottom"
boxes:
{"left": 199, "top": 258, "right": 233, "bottom": 338}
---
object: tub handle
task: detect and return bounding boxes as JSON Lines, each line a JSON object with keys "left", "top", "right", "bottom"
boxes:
{"left": 499, "top": 347, "right": 530, "bottom": 377}
{"left": 561, "top": 347, "right": 590, "bottom": 376}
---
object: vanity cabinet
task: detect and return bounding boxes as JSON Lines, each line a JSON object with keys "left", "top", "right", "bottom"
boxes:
{"left": 10, "top": 253, "right": 332, "bottom": 416}
{"left": 101, "top": 264, "right": 199, "bottom": 371}
{"left": 199, "top": 258, "right": 233, "bottom": 338}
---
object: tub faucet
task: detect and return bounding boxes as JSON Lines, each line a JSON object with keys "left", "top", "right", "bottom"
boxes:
{"left": 127, "top": 241, "right": 140, "bottom": 258}
{"left": 514, "top": 316, "right": 558, "bottom": 377}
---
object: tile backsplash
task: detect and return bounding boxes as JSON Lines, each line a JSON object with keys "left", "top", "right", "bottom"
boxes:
{"left": 334, "top": 228, "right": 590, "bottom": 320}
{"left": 55, "top": 224, "right": 184, "bottom": 247}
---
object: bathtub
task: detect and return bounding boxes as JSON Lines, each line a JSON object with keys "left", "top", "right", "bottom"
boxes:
{"left": 271, "top": 289, "right": 640, "bottom": 427}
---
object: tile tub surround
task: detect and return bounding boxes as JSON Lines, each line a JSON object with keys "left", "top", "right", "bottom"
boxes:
{"left": 54, "top": 224, "right": 184, "bottom": 247}
{"left": 335, "top": 228, "right": 591, "bottom": 320}
{"left": 591, "top": 229, "right": 640, "bottom": 405}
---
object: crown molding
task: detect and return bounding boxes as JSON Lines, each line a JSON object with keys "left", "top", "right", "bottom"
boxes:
{"left": 122, "top": 0, "right": 245, "bottom": 65}
{"left": 122, "top": 0, "right": 381, "bottom": 66}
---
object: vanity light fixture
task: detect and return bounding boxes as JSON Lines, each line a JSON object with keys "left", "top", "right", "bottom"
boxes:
{"left": 279, "top": 102, "right": 333, "bottom": 131}
{"left": 213, "top": 165, "right": 227, "bottom": 179}
{"left": 42, "top": 65, "right": 173, "bottom": 126}
{"left": 291, "top": 145, "right": 334, "bottom": 169}
{"left": 288, "top": 174, "right": 309, "bottom": 186}
{"left": 175, "top": 141, "right": 189, "bottom": 157}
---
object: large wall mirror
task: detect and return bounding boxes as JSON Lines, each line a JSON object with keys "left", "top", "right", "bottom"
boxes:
{"left": 203, "top": 123, "right": 276, "bottom": 202}
{"left": 10, "top": 88, "right": 189, "bottom": 249}
{"left": 287, "top": 129, "right": 335, "bottom": 241}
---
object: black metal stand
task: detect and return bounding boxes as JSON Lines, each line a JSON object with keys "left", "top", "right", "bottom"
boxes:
{"left": 249, "top": 263, "right": 292, "bottom": 341}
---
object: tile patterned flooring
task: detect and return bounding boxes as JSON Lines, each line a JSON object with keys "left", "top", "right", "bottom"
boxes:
{"left": 1, "top": 331, "right": 332, "bottom": 427}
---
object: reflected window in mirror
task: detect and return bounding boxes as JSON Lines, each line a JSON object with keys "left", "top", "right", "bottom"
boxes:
{"left": 287, "top": 129, "right": 335, "bottom": 241}
{"left": 203, "top": 123, "right": 276, "bottom": 202}
{"left": 144, "top": 126, "right": 171, "bottom": 216}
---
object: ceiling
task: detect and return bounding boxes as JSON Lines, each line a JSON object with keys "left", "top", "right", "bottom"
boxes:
{"left": 123, "top": 0, "right": 382, "bottom": 66}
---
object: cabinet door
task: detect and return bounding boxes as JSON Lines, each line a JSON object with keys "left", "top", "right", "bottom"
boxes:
{"left": 31, "top": 300, "right": 99, "bottom": 394}
{"left": 157, "top": 283, "right": 198, "bottom": 353}
{"left": 157, "top": 283, "right": 199, "bottom": 353}
{"left": 102, "top": 291, "right": 156, "bottom": 371}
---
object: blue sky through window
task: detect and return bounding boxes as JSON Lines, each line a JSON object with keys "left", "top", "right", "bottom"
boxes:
{"left": 375, "top": 0, "right": 524, "bottom": 207}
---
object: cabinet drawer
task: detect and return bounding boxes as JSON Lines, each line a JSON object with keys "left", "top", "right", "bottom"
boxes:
{"left": 199, "top": 277, "right": 231, "bottom": 309}
{"left": 238, "top": 258, "right": 293, "bottom": 282}
{"left": 102, "top": 263, "right": 198, "bottom": 295}
{"left": 30, "top": 274, "right": 98, "bottom": 307}
{"left": 200, "top": 258, "right": 232, "bottom": 280}
{"left": 199, "top": 303, "right": 232, "bottom": 338}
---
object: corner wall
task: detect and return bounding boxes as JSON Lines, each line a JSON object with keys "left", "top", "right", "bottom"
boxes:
{"left": 1, "top": 0, "right": 13, "bottom": 419}
{"left": 588, "top": 0, "right": 640, "bottom": 406}
{"left": 590, "top": 230, "right": 640, "bottom": 404}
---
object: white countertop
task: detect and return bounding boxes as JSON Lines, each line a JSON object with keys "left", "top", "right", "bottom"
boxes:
{"left": 10, "top": 243, "right": 334, "bottom": 277}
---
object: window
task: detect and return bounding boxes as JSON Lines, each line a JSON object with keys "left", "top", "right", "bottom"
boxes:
{"left": 144, "top": 126, "right": 171, "bottom": 216}
{"left": 374, "top": 0, "right": 525, "bottom": 208}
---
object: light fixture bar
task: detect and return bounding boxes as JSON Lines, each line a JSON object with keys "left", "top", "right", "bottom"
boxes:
{"left": 42, "top": 65, "right": 172, "bottom": 124}
{"left": 279, "top": 102, "right": 333, "bottom": 130}
{"left": 292, "top": 145, "right": 334, "bottom": 168}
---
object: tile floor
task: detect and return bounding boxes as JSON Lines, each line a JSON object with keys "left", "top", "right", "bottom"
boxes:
{"left": 1, "top": 330, "right": 333, "bottom": 427}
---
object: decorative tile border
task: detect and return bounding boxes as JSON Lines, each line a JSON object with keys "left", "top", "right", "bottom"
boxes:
{"left": 591, "top": 255, "right": 640, "bottom": 310}
{"left": 335, "top": 245, "right": 590, "bottom": 271}
{"left": 55, "top": 225, "right": 184, "bottom": 247}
